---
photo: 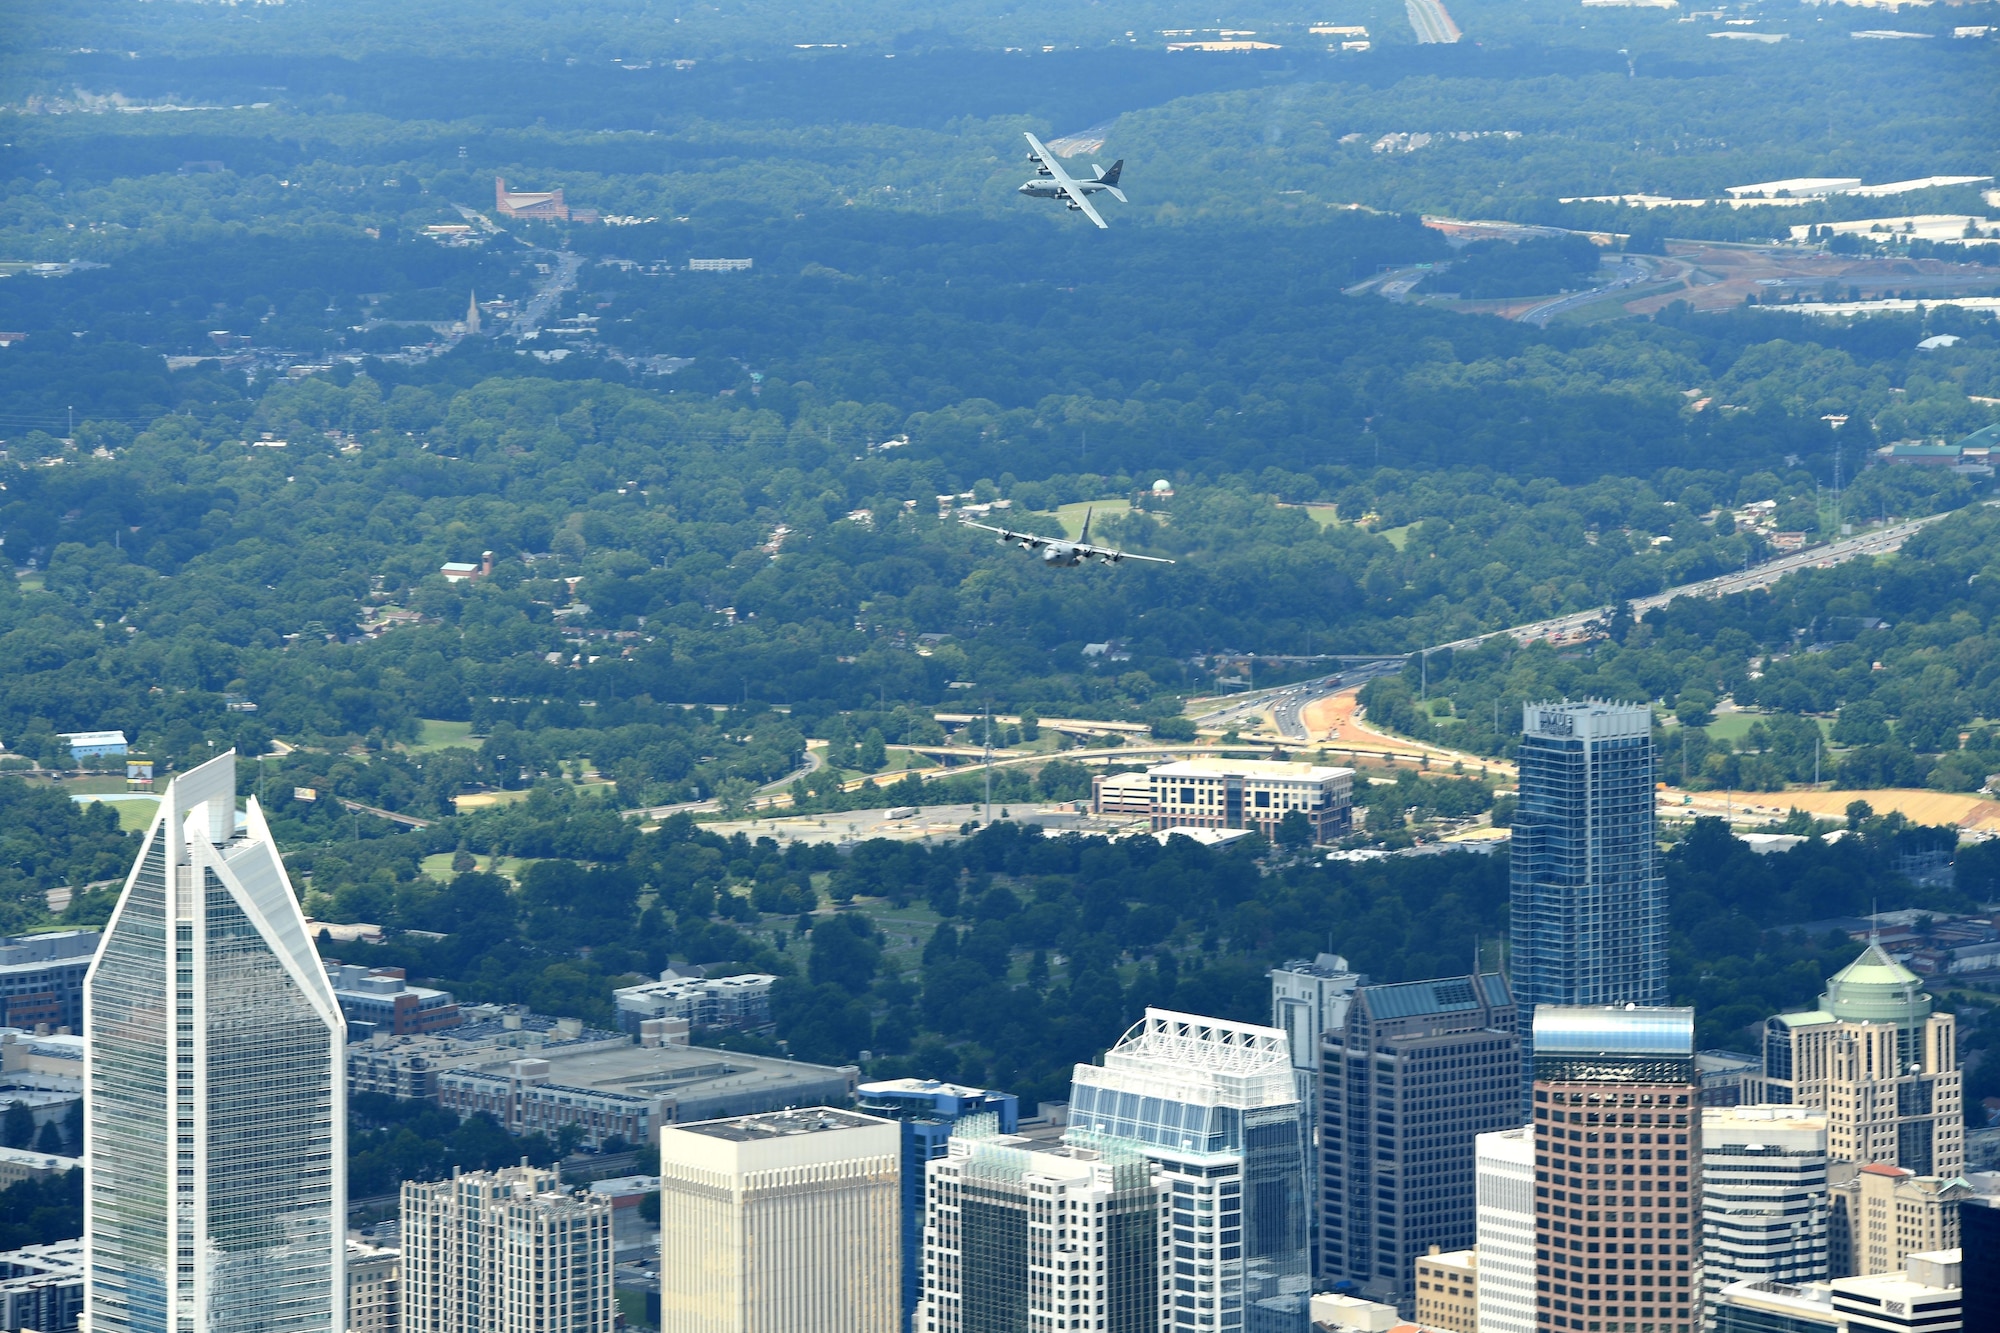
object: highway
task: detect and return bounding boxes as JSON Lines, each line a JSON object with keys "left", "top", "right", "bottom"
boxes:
{"left": 1519, "top": 255, "right": 1651, "bottom": 328}
{"left": 1405, "top": 0, "right": 1462, "bottom": 43}
{"left": 1426, "top": 509, "right": 1955, "bottom": 655}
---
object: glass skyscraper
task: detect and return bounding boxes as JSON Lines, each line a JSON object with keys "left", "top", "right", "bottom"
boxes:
{"left": 85, "top": 751, "right": 346, "bottom": 1333}
{"left": 855, "top": 1078, "right": 1020, "bottom": 1329}
{"left": 1068, "top": 1008, "right": 1311, "bottom": 1333}
{"left": 1510, "top": 701, "right": 1666, "bottom": 1026}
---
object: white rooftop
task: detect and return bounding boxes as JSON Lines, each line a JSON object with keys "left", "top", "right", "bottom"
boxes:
{"left": 1727, "top": 177, "right": 1863, "bottom": 197}
{"left": 57, "top": 730, "right": 127, "bottom": 746}
{"left": 1149, "top": 758, "right": 1352, "bottom": 781}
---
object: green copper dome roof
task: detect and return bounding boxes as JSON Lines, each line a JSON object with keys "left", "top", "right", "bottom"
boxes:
{"left": 1819, "top": 944, "right": 1931, "bottom": 1024}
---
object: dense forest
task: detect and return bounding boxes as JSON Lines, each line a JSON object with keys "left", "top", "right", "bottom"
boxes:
{"left": 0, "top": 0, "right": 1996, "bottom": 1197}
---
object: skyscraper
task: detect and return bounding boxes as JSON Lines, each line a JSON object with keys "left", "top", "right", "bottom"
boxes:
{"left": 1477, "top": 1128, "right": 1536, "bottom": 1333}
{"left": 1530, "top": 1007, "right": 1701, "bottom": 1333}
{"left": 1510, "top": 704, "right": 1666, "bottom": 1104}
{"left": 656, "top": 1107, "right": 899, "bottom": 1333}
{"left": 1699, "top": 1107, "right": 1829, "bottom": 1303}
{"left": 1068, "top": 1008, "right": 1311, "bottom": 1333}
{"left": 1269, "top": 952, "right": 1363, "bottom": 1262}
{"left": 916, "top": 1113, "right": 1168, "bottom": 1333}
{"left": 85, "top": 751, "right": 346, "bottom": 1333}
{"left": 401, "top": 1165, "right": 612, "bottom": 1333}
{"left": 856, "top": 1078, "right": 1020, "bottom": 1329}
{"left": 1750, "top": 945, "right": 1962, "bottom": 1179}
{"left": 1318, "top": 973, "right": 1520, "bottom": 1306}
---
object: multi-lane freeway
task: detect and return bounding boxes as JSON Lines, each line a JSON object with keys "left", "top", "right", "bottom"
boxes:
{"left": 1427, "top": 509, "right": 1956, "bottom": 655}
{"left": 1519, "top": 255, "right": 1651, "bottom": 328}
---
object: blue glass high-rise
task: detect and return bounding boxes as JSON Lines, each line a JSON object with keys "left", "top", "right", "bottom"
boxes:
{"left": 1510, "top": 700, "right": 1667, "bottom": 1104}
{"left": 856, "top": 1077, "right": 1019, "bottom": 1329}
{"left": 1069, "top": 1009, "right": 1310, "bottom": 1333}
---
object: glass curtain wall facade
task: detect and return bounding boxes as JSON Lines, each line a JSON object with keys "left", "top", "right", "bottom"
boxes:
{"left": 1068, "top": 1009, "right": 1311, "bottom": 1333}
{"left": 917, "top": 1115, "right": 1168, "bottom": 1333}
{"left": 85, "top": 751, "right": 346, "bottom": 1333}
{"left": 856, "top": 1079, "right": 1021, "bottom": 1330}
{"left": 1511, "top": 702, "right": 1665, "bottom": 1104}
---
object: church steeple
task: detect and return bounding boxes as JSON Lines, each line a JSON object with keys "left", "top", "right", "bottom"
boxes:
{"left": 464, "top": 290, "right": 481, "bottom": 335}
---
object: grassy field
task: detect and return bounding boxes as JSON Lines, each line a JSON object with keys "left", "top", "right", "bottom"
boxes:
{"left": 408, "top": 719, "right": 478, "bottom": 752}
{"left": 113, "top": 797, "right": 160, "bottom": 832}
{"left": 1377, "top": 524, "right": 1414, "bottom": 551}
{"left": 1054, "top": 498, "right": 1131, "bottom": 538}
{"left": 419, "top": 851, "right": 530, "bottom": 881}
{"left": 1700, "top": 710, "right": 1835, "bottom": 744}
{"left": 451, "top": 789, "right": 529, "bottom": 812}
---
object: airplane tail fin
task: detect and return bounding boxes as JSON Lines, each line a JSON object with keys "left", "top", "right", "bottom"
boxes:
{"left": 1096, "top": 160, "right": 1123, "bottom": 187}
{"left": 1079, "top": 507, "right": 1092, "bottom": 543}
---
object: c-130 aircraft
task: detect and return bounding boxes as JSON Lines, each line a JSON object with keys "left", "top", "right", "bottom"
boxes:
{"left": 1017, "top": 132, "right": 1126, "bottom": 229}
{"left": 961, "top": 507, "right": 1174, "bottom": 568}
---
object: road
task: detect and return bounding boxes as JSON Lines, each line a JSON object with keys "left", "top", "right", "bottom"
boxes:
{"left": 1267, "top": 660, "right": 1407, "bottom": 740}
{"left": 1519, "top": 255, "right": 1651, "bottom": 328}
{"left": 337, "top": 797, "right": 432, "bottom": 829}
{"left": 1425, "top": 510, "right": 1956, "bottom": 656}
{"left": 625, "top": 746, "right": 823, "bottom": 822}
{"left": 509, "top": 251, "right": 583, "bottom": 339}
{"left": 1405, "top": 0, "right": 1462, "bottom": 43}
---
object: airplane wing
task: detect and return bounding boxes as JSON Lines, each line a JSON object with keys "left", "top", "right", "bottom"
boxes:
{"left": 1025, "top": 132, "right": 1109, "bottom": 229}
{"left": 1078, "top": 542, "right": 1175, "bottom": 565}
{"left": 961, "top": 517, "right": 1052, "bottom": 549}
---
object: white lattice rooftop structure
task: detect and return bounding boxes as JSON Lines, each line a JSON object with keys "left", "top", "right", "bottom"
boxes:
{"left": 1093, "top": 1008, "right": 1297, "bottom": 1110}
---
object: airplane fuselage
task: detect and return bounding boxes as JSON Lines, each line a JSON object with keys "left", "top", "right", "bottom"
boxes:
{"left": 1017, "top": 180, "right": 1111, "bottom": 200}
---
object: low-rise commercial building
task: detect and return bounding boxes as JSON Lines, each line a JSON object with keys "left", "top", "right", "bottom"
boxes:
{"left": 327, "top": 963, "right": 461, "bottom": 1038}
{"left": 0, "top": 1146, "right": 77, "bottom": 1187}
{"left": 611, "top": 972, "right": 776, "bottom": 1035}
{"left": 436, "top": 1041, "right": 859, "bottom": 1149}
{"left": 0, "top": 1238, "right": 81, "bottom": 1333}
{"left": 1148, "top": 757, "right": 1354, "bottom": 843}
{"left": 1092, "top": 770, "right": 1154, "bottom": 816}
{"left": 347, "top": 1009, "right": 630, "bottom": 1100}
{"left": 0, "top": 931, "right": 97, "bottom": 1033}
{"left": 1715, "top": 1249, "right": 1966, "bottom": 1333}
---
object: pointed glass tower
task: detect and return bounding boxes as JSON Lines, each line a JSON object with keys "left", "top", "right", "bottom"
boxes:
{"left": 85, "top": 751, "right": 346, "bottom": 1333}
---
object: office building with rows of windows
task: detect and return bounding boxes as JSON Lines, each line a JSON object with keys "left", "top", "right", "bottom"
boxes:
{"left": 84, "top": 751, "right": 345, "bottom": 1333}
{"left": 1068, "top": 1009, "right": 1311, "bottom": 1333}
{"left": 401, "top": 1165, "right": 612, "bottom": 1333}
{"left": 917, "top": 1114, "right": 1167, "bottom": 1333}
{"left": 1318, "top": 973, "right": 1520, "bottom": 1307}
{"left": 1511, "top": 703, "right": 1666, "bottom": 1106}
{"left": 657, "top": 1107, "right": 900, "bottom": 1333}
{"left": 1530, "top": 1006, "right": 1702, "bottom": 1333}
{"left": 1146, "top": 759, "right": 1354, "bottom": 844}
{"left": 1749, "top": 945, "right": 1962, "bottom": 1180}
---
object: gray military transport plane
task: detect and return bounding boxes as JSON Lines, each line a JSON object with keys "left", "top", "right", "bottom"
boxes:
{"left": 961, "top": 508, "right": 1174, "bottom": 567}
{"left": 1017, "top": 132, "right": 1126, "bottom": 229}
